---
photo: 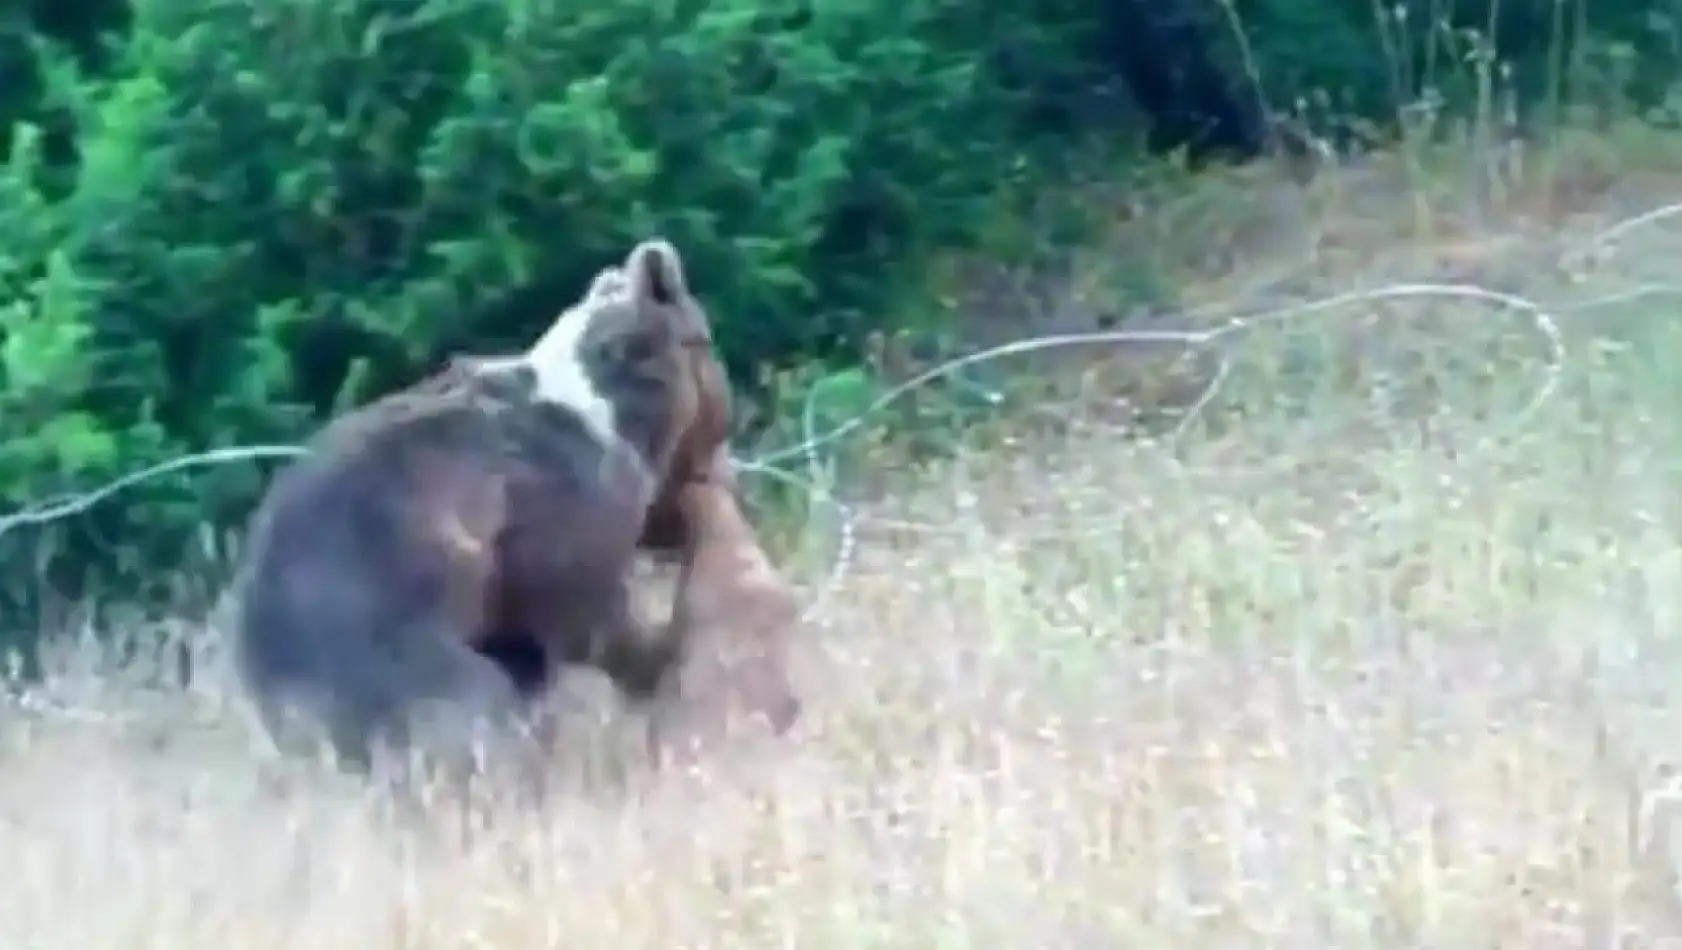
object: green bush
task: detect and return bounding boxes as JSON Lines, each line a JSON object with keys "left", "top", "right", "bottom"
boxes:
{"left": 1233, "top": 0, "right": 1682, "bottom": 139}
{"left": 0, "top": 0, "right": 1097, "bottom": 608}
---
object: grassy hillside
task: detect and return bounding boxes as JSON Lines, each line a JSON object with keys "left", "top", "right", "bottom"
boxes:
{"left": 6, "top": 118, "right": 1682, "bottom": 947}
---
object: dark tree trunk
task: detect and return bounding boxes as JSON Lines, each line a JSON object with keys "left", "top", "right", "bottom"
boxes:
{"left": 1101, "top": 0, "right": 1274, "bottom": 165}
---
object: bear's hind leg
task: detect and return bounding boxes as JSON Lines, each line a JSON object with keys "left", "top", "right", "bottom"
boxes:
{"left": 510, "top": 578, "right": 682, "bottom": 705}
{"left": 378, "top": 632, "right": 552, "bottom": 809}
{"left": 589, "top": 586, "right": 683, "bottom": 703}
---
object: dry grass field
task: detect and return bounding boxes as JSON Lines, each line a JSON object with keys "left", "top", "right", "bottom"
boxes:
{"left": 7, "top": 128, "right": 1682, "bottom": 948}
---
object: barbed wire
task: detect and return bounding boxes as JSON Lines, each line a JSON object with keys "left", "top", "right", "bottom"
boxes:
{"left": 0, "top": 283, "right": 1592, "bottom": 631}
{"left": 761, "top": 281, "right": 1568, "bottom": 465}
{"left": 776, "top": 196, "right": 1682, "bottom": 548}
{"left": 1569, "top": 198, "right": 1682, "bottom": 258}
{"left": 750, "top": 280, "right": 1571, "bottom": 613}
{"left": 7, "top": 195, "right": 1682, "bottom": 725}
{"left": 0, "top": 446, "right": 310, "bottom": 538}
{"left": 756, "top": 194, "right": 1682, "bottom": 609}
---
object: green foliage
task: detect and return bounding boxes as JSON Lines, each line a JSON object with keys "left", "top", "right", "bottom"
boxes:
{"left": 0, "top": 0, "right": 1092, "bottom": 607}
{"left": 1233, "top": 0, "right": 1682, "bottom": 140}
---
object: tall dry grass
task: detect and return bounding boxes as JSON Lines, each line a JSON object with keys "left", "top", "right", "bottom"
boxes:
{"left": 7, "top": 138, "right": 1682, "bottom": 948}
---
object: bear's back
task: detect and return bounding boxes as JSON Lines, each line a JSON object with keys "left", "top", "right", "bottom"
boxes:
{"left": 236, "top": 382, "right": 506, "bottom": 607}
{"left": 249, "top": 361, "right": 655, "bottom": 587}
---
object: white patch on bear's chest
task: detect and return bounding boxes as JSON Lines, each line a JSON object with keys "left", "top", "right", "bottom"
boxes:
{"left": 483, "top": 311, "right": 658, "bottom": 507}
{"left": 523, "top": 311, "right": 620, "bottom": 452}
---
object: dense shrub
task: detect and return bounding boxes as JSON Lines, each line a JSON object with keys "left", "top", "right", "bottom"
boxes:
{"left": 1232, "top": 0, "right": 1682, "bottom": 141}
{"left": 0, "top": 0, "right": 1101, "bottom": 612}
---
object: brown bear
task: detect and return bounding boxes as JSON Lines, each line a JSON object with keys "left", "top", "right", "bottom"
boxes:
{"left": 444, "top": 264, "right": 739, "bottom": 702}
{"left": 227, "top": 238, "right": 796, "bottom": 794}
{"left": 643, "top": 443, "right": 804, "bottom": 764}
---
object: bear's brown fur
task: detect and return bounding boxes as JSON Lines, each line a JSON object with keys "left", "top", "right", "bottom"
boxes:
{"left": 228, "top": 238, "right": 791, "bottom": 792}
{"left": 644, "top": 447, "right": 804, "bottom": 764}
{"left": 435, "top": 276, "right": 746, "bottom": 698}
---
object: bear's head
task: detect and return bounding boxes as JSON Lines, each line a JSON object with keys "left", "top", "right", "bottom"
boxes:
{"left": 519, "top": 239, "right": 733, "bottom": 505}
{"left": 439, "top": 239, "right": 734, "bottom": 559}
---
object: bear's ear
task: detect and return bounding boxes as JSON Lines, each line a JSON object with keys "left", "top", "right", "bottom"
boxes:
{"left": 584, "top": 265, "right": 627, "bottom": 301}
{"left": 625, "top": 239, "right": 690, "bottom": 308}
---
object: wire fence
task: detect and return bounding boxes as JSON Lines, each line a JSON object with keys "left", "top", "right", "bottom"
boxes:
{"left": 4, "top": 196, "right": 1682, "bottom": 725}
